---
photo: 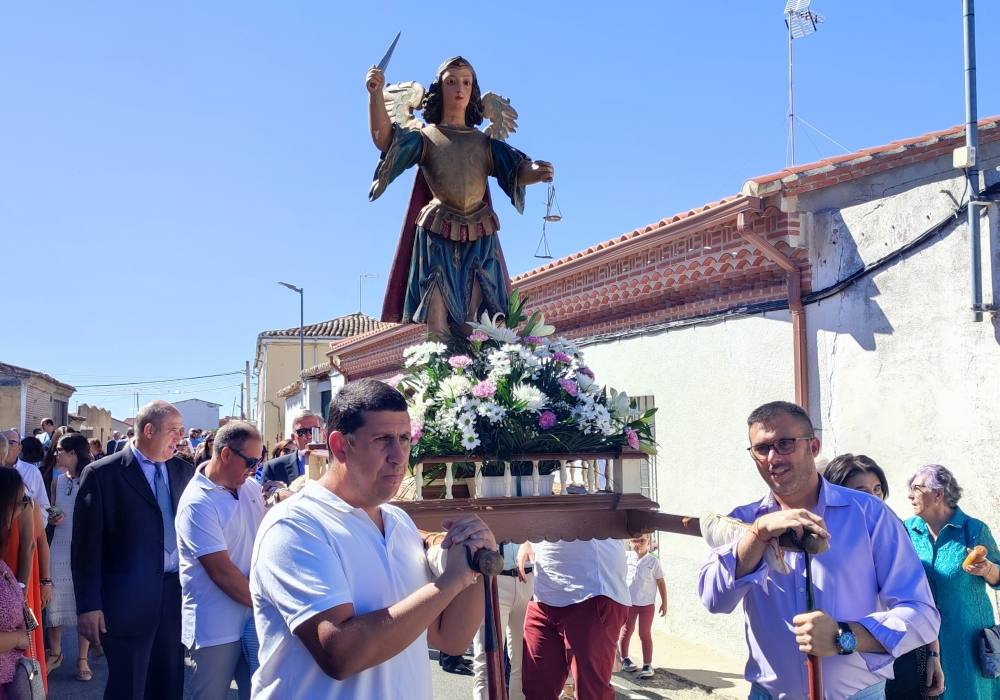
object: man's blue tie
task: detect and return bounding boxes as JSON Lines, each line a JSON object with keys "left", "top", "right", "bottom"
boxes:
{"left": 154, "top": 463, "right": 177, "bottom": 554}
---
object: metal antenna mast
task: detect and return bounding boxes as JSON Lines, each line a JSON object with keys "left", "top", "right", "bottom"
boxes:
{"left": 784, "top": 0, "right": 824, "bottom": 166}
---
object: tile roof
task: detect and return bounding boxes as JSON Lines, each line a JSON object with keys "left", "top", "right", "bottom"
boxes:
{"left": 0, "top": 362, "right": 75, "bottom": 393}
{"left": 742, "top": 115, "right": 1000, "bottom": 197}
{"left": 276, "top": 380, "right": 303, "bottom": 399}
{"left": 259, "top": 312, "right": 393, "bottom": 340}
{"left": 511, "top": 196, "right": 744, "bottom": 284}
{"left": 513, "top": 115, "right": 1000, "bottom": 287}
{"left": 301, "top": 361, "right": 334, "bottom": 380}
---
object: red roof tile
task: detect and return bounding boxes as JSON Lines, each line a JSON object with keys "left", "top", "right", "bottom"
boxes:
{"left": 743, "top": 115, "right": 1000, "bottom": 197}
{"left": 258, "top": 312, "right": 393, "bottom": 340}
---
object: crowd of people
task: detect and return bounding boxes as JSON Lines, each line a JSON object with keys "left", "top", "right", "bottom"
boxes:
{"left": 0, "top": 390, "right": 996, "bottom": 700}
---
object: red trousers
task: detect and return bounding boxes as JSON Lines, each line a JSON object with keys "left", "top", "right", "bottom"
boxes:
{"left": 618, "top": 604, "right": 655, "bottom": 665}
{"left": 521, "top": 595, "right": 628, "bottom": 700}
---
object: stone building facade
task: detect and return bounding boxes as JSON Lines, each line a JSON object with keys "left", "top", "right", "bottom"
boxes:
{"left": 0, "top": 362, "right": 75, "bottom": 436}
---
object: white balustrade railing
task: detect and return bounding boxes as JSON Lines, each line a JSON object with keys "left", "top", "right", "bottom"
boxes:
{"left": 409, "top": 452, "right": 642, "bottom": 501}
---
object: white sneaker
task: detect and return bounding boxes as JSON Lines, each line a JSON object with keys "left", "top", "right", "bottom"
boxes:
{"left": 621, "top": 657, "right": 639, "bottom": 673}
{"left": 637, "top": 665, "right": 654, "bottom": 679}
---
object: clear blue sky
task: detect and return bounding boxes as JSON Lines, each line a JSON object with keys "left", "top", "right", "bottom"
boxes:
{"left": 3, "top": 1, "right": 997, "bottom": 421}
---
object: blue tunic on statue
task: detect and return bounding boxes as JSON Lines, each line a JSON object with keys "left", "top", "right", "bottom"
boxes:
{"left": 370, "top": 124, "right": 528, "bottom": 326}
{"left": 905, "top": 507, "right": 1000, "bottom": 700}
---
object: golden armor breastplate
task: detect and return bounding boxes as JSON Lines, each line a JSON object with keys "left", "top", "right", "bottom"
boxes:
{"left": 417, "top": 125, "right": 499, "bottom": 242}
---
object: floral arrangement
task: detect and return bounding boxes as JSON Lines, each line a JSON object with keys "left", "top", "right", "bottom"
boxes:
{"left": 396, "top": 291, "right": 656, "bottom": 477}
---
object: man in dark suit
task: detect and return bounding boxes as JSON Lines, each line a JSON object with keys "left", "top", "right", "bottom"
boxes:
{"left": 72, "top": 400, "right": 194, "bottom": 699}
{"left": 258, "top": 409, "right": 322, "bottom": 486}
{"left": 105, "top": 431, "right": 121, "bottom": 456}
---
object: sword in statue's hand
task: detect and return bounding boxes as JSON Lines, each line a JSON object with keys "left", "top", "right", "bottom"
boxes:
{"left": 367, "top": 31, "right": 401, "bottom": 90}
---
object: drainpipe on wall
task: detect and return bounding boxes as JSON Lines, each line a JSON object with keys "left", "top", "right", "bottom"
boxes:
{"left": 736, "top": 214, "right": 809, "bottom": 413}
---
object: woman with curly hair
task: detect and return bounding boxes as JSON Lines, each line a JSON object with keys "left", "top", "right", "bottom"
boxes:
{"left": 905, "top": 464, "right": 1000, "bottom": 700}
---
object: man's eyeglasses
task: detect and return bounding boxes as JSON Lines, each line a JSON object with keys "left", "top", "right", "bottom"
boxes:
{"left": 294, "top": 428, "right": 315, "bottom": 438}
{"left": 747, "top": 436, "right": 813, "bottom": 460}
{"left": 227, "top": 446, "right": 261, "bottom": 471}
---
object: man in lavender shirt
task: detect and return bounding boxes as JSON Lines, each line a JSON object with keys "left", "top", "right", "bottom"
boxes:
{"left": 698, "top": 402, "right": 939, "bottom": 700}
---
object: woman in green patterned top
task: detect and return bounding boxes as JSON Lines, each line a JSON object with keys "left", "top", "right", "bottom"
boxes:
{"left": 905, "top": 464, "right": 1000, "bottom": 700}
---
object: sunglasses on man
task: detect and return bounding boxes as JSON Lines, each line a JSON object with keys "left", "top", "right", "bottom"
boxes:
{"left": 294, "top": 427, "right": 317, "bottom": 438}
{"left": 227, "top": 446, "right": 261, "bottom": 471}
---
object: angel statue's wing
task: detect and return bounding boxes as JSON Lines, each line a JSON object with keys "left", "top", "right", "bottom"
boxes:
{"left": 383, "top": 81, "right": 426, "bottom": 130}
{"left": 481, "top": 92, "right": 519, "bottom": 142}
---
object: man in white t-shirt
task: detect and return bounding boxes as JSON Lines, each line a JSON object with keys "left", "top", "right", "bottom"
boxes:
{"left": 250, "top": 379, "right": 496, "bottom": 699}
{"left": 517, "top": 537, "right": 630, "bottom": 700}
{"left": 177, "top": 420, "right": 266, "bottom": 700}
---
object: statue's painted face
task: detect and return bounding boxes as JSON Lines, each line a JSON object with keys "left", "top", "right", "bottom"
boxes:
{"left": 440, "top": 65, "right": 474, "bottom": 116}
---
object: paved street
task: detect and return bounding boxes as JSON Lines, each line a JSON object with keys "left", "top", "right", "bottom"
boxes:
{"left": 48, "top": 628, "right": 725, "bottom": 699}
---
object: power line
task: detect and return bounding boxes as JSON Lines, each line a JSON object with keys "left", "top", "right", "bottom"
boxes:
{"left": 74, "top": 371, "right": 242, "bottom": 388}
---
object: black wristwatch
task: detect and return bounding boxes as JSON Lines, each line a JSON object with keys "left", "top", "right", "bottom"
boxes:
{"left": 835, "top": 621, "right": 857, "bottom": 655}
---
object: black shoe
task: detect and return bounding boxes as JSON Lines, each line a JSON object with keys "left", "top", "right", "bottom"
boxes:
{"left": 440, "top": 654, "right": 474, "bottom": 675}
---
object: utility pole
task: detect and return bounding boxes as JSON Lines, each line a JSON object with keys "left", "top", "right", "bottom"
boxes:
{"left": 962, "top": 0, "right": 985, "bottom": 322}
{"left": 245, "top": 361, "right": 252, "bottom": 424}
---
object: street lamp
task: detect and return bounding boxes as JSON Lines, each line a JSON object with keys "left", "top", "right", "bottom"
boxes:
{"left": 359, "top": 272, "right": 376, "bottom": 314}
{"left": 278, "top": 281, "right": 304, "bottom": 371}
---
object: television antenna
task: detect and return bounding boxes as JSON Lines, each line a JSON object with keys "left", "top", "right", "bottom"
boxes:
{"left": 784, "top": 0, "right": 824, "bottom": 166}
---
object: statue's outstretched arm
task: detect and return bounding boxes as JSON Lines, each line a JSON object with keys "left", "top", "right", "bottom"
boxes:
{"left": 518, "top": 160, "right": 555, "bottom": 186}
{"left": 366, "top": 67, "right": 393, "bottom": 152}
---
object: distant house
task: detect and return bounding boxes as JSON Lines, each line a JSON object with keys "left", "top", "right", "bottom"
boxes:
{"left": 254, "top": 312, "right": 392, "bottom": 445}
{"left": 171, "top": 398, "right": 222, "bottom": 432}
{"left": 0, "top": 362, "right": 75, "bottom": 436}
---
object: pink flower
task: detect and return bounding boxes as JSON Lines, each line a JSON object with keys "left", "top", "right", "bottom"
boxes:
{"left": 577, "top": 366, "right": 595, "bottom": 379}
{"left": 538, "top": 411, "right": 557, "bottom": 430}
{"left": 523, "top": 336, "right": 542, "bottom": 345}
{"left": 552, "top": 351, "right": 572, "bottom": 364}
{"left": 468, "top": 330, "right": 489, "bottom": 342}
{"left": 471, "top": 380, "right": 497, "bottom": 399}
{"left": 448, "top": 355, "right": 473, "bottom": 369}
{"left": 411, "top": 421, "right": 424, "bottom": 444}
{"left": 625, "top": 428, "right": 640, "bottom": 450}
{"left": 558, "top": 378, "right": 578, "bottom": 397}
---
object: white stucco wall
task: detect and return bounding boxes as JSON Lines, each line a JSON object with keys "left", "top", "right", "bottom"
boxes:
{"left": 803, "top": 143, "right": 1000, "bottom": 522}
{"left": 581, "top": 313, "right": 796, "bottom": 659}
{"left": 171, "top": 399, "right": 221, "bottom": 431}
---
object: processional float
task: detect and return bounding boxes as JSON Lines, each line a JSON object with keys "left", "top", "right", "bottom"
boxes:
{"left": 356, "top": 34, "right": 826, "bottom": 700}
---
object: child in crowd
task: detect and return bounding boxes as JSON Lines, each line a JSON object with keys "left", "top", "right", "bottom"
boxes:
{"left": 619, "top": 535, "right": 667, "bottom": 679}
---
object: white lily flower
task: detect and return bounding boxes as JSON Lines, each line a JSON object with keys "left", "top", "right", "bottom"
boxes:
{"left": 468, "top": 311, "right": 520, "bottom": 344}
{"left": 609, "top": 390, "right": 632, "bottom": 420}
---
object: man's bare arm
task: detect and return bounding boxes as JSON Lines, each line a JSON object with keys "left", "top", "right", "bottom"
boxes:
{"left": 199, "top": 551, "right": 251, "bottom": 607}
{"left": 295, "top": 565, "right": 473, "bottom": 681}
{"left": 429, "top": 571, "right": 484, "bottom": 654}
